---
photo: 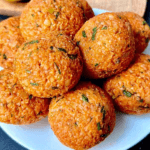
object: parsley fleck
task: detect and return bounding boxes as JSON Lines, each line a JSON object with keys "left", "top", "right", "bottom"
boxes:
{"left": 101, "top": 106, "right": 106, "bottom": 121}
{"left": 52, "top": 86, "right": 58, "bottom": 90}
{"left": 55, "top": 12, "right": 60, "bottom": 19}
{"left": 16, "top": 45, "right": 19, "bottom": 48}
{"left": 30, "top": 83, "right": 39, "bottom": 86}
{"left": 82, "top": 94, "right": 88, "bottom": 102}
{"left": 101, "top": 26, "right": 107, "bottom": 30}
{"left": 26, "top": 70, "right": 31, "bottom": 74}
{"left": 123, "top": 90, "right": 132, "bottom": 97}
{"left": 139, "top": 99, "right": 144, "bottom": 103}
{"left": 36, "top": 23, "right": 39, "bottom": 27}
{"left": 76, "top": 41, "right": 80, "bottom": 46}
{"left": 92, "top": 27, "right": 97, "bottom": 40}
{"left": 58, "top": 48, "right": 67, "bottom": 53}
{"left": 50, "top": 46, "right": 53, "bottom": 50}
{"left": 3, "top": 54, "right": 7, "bottom": 60}
{"left": 59, "top": 6, "right": 62, "bottom": 9}
{"left": 31, "top": 14, "right": 35, "bottom": 17}
{"left": 82, "top": 31, "right": 86, "bottom": 37}
{"left": 68, "top": 54, "right": 78, "bottom": 60}
{"left": 143, "top": 21, "right": 147, "bottom": 25}
{"left": 54, "top": 62, "right": 61, "bottom": 74}
{"left": 97, "top": 122, "right": 101, "bottom": 131}
{"left": 28, "top": 40, "right": 39, "bottom": 44}
{"left": 118, "top": 15, "right": 122, "bottom": 19}
{"left": 17, "top": 26, "right": 19, "bottom": 28}
{"left": 75, "top": 122, "right": 78, "bottom": 126}
{"left": 148, "top": 59, "right": 150, "bottom": 62}
{"left": 29, "top": 95, "right": 33, "bottom": 100}
{"left": 95, "top": 63, "right": 99, "bottom": 67}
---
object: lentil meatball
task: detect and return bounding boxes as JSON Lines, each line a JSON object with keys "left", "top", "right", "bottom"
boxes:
{"left": 121, "top": 12, "right": 150, "bottom": 53}
{"left": 15, "top": 34, "right": 83, "bottom": 98}
{"left": 48, "top": 82, "right": 116, "bottom": 149}
{"left": 0, "top": 69, "right": 49, "bottom": 125}
{"left": 0, "top": 16, "right": 24, "bottom": 68}
{"left": 74, "top": 12, "right": 135, "bottom": 79}
{"left": 104, "top": 54, "right": 150, "bottom": 115}
{"left": 20, "top": 0, "right": 93, "bottom": 40}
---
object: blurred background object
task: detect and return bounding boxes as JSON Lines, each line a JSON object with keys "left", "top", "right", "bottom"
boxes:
{"left": 0, "top": 0, "right": 147, "bottom": 16}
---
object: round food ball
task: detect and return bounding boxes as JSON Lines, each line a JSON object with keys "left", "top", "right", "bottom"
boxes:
{"left": 48, "top": 82, "right": 116, "bottom": 149}
{"left": 75, "top": 12, "right": 135, "bottom": 79}
{"left": 20, "top": 0, "right": 93, "bottom": 40}
{"left": 120, "top": 12, "right": 150, "bottom": 53}
{"left": 0, "top": 69, "right": 49, "bottom": 125}
{"left": 104, "top": 54, "right": 150, "bottom": 115}
{"left": 0, "top": 16, "right": 24, "bottom": 68}
{"left": 15, "top": 34, "right": 83, "bottom": 98}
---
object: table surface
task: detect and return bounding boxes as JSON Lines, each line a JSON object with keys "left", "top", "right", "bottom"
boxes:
{"left": 0, "top": 1, "right": 150, "bottom": 150}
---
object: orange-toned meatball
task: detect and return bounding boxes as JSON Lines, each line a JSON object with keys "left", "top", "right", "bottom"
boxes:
{"left": 121, "top": 12, "right": 150, "bottom": 53}
{"left": 0, "top": 17, "right": 24, "bottom": 68}
{"left": 104, "top": 54, "right": 150, "bottom": 115}
{"left": 15, "top": 34, "right": 83, "bottom": 98}
{"left": 48, "top": 82, "right": 116, "bottom": 149}
{"left": 75, "top": 12, "right": 135, "bottom": 79}
{"left": 20, "top": 0, "right": 93, "bottom": 40}
{"left": 0, "top": 69, "right": 49, "bottom": 125}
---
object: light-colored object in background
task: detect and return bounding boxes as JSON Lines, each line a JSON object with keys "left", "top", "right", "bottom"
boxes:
{"left": 0, "top": 0, "right": 147, "bottom": 16}
{"left": 0, "top": 8, "right": 150, "bottom": 150}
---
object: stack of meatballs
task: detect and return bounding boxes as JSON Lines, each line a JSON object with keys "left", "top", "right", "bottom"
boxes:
{"left": 0, "top": 0, "right": 150, "bottom": 149}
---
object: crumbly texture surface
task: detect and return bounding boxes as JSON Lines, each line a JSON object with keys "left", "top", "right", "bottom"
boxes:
{"left": 15, "top": 34, "right": 83, "bottom": 98}
{"left": 48, "top": 82, "right": 116, "bottom": 149}
{"left": 0, "top": 69, "right": 49, "bottom": 125}
{"left": 74, "top": 12, "right": 135, "bottom": 79}
{"left": 0, "top": 17, "right": 24, "bottom": 68}
{"left": 104, "top": 54, "right": 150, "bottom": 115}
{"left": 20, "top": 0, "right": 94, "bottom": 40}
{"left": 121, "top": 12, "right": 150, "bottom": 53}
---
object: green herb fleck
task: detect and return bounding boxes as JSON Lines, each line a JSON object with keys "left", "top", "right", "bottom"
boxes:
{"left": 97, "top": 122, "right": 101, "bottom": 131}
{"left": 82, "top": 31, "right": 86, "bottom": 37}
{"left": 50, "top": 46, "right": 53, "bottom": 50}
{"left": 148, "top": 59, "right": 150, "bottom": 62}
{"left": 28, "top": 40, "right": 39, "bottom": 44}
{"left": 48, "top": 8, "right": 54, "bottom": 14}
{"left": 95, "top": 63, "right": 99, "bottom": 67}
{"left": 29, "top": 52, "right": 32, "bottom": 57}
{"left": 59, "top": 6, "right": 62, "bottom": 9}
{"left": 118, "top": 15, "right": 122, "bottom": 19}
{"left": 26, "top": 70, "right": 31, "bottom": 74}
{"left": 3, "top": 54, "right": 7, "bottom": 60}
{"left": 75, "top": 122, "right": 78, "bottom": 126}
{"left": 101, "top": 106, "right": 106, "bottom": 121}
{"left": 112, "top": 95, "right": 116, "bottom": 99}
{"left": 52, "top": 86, "right": 58, "bottom": 90}
{"left": 55, "top": 12, "right": 60, "bottom": 19}
{"left": 68, "top": 54, "right": 78, "bottom": 60}
{"left": 11, "top": 114, "right": 13, "bottom": 117}
{"left": 76, "top": 41, "right": 80, "bottom": 46}
{"left": 58, "top": 48, "right": 67, "bottom": 53}
{"left": 82, "top": 94, "right": 88, "bottom": 102}
{"left": 92, "top": 27, "right": 97, "bottom": 40}
{"left": 123, "top": 90, "right": 132, "bottom": 97}
{"left": 30, "top": 83, "right": 39, "bottom": 86}
{"left": 29, "top": 95, "right": 33, "bottom": 100}
{"left": 21, "top": 116, "right": 24, "bottom": 118}
{"left": 139, "top": 99, "right": 144, "bottom": 103}
{"left": 143, "top": 21, "right": 147, "bottom": 25}
{"left": 36, "top": 23, "right": 39, "bottom": 27}
{"left": 101, "top": 26, "right": 107, "bottom": 30}
{"left": 54, "top": 62, "right": 61, "bottom": 74}
{"left": 146, "top": 38, "right": 149, "bottom": 43}
{"left": 31, "top": 14, "right": 35, "bottom": 17}
{"left": 16, "top": 45, "right": 19, "bottom": 48}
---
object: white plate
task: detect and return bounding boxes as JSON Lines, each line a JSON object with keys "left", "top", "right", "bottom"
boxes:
{"left": 0, "top": 8, "right": 150, "bottom": 150}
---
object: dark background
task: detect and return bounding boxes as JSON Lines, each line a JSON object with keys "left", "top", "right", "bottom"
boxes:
{"left": 0, "top": 1, "right": 150, "bottom": 150}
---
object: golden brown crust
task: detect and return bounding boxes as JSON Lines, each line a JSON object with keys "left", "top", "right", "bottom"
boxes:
{"left": 48, "top": 82, "right": 116, "bottom": 149}
{"left": 0, "top": 69, "right": 49, "bottom": 125}
{"left": 15, "top": 34, "right": 83, "bottom": 98}
{"left": 74, "top": 12, "right": 135, "bottom": 79}
{"left": 104, "top": 54, "right": 150, "bottom": 115}
{"left": 0, "top": 16, "right": 24, "bottom": 68}
{"left": 120, "top": 12, "right": 150, "bottom": 53}
{"left": 20, "top": 0, "right": 88, "bottom": 40}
